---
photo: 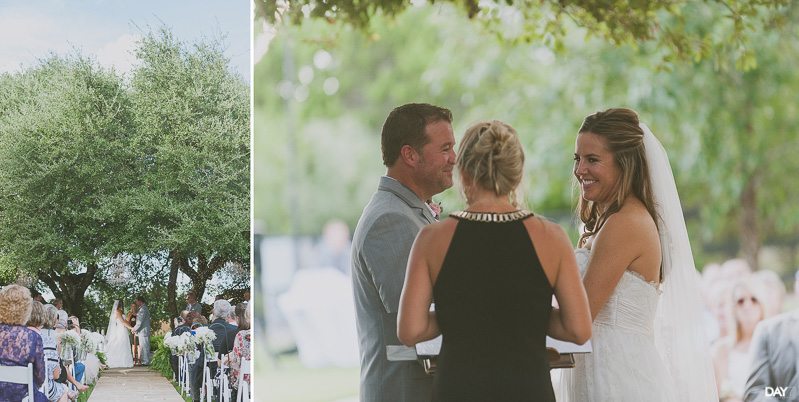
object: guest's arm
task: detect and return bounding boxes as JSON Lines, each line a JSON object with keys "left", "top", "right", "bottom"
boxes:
{"left": 397, "top": 225, "right": 440, "bottom": 346}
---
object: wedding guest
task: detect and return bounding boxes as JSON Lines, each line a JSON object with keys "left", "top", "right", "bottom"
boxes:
{"left": 65, "top": 316, "right": 86, "bottom": 384}
{"left": 713, "top": 276, "right": 771, "bottom": 402}
{"left": 32, "top": 291, "right": 46, "bottom": 304}
{"left": 30, "top": 303, "right": 72, "bottom": 402}
{"left": 0, "top": 284, "right": 48, "bottom": 402}
{"left": 743, "top": 309, "right": 799, "bottom": 401}
{"left": 53, "top": 298, "right": 68, "bottom": 330}
{"left": 398, "top": 120, "right": 591, "bottom": 401}
{"left": 185, "top": 292, "right": 202, "bottom": 313}
{"left": 169, "top": 311, "right": 193, "bottom": 378}
{"left": 190, "top": 314, "right": 208, "bottom": 329}
{"left": 191, "top": 300, "right": 238, "bottom": 402}
{"left": 352, "top": 103, "right": 455, "bottom": 402}
{"left": 559, "top": 108, "right": 717, "bottom": 401}
{"left": 226, "top": 303, "right": 251, "bottom": 401}
{"left": 315, "top": 219, "right": 352, "bottom": 275}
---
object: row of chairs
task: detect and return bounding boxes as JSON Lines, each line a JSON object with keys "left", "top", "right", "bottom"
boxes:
{"left": 3, "top": 354, "right": 251, "bottom": 401}
{"left": 0, "top": 360, "right": 85, "bottom": 401}
{"left": 176, "top": 350, "right": 251, "bottom": 402}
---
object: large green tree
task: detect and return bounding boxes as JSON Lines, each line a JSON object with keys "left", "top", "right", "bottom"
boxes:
{"left": 127, "top": 29, "right": 250, "bottom": 322}
{"left": 0, "top": 55, "right": 135, "bottom": 316}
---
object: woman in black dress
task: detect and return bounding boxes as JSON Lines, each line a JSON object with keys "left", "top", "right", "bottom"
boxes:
{"left": 398, "top": 120, "right": 592, "bottom": 401}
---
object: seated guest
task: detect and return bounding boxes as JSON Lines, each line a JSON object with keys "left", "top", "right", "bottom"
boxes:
{"left": 53, "top": 299, "right": 68, "bottom": 331}
{"left": 170, "top": 311, "right": 193, "bottom": 377}
{"left": 226, "top": 303, "right": 251, "bottom": 400}
{"left": 31, "top": 303, "right": 72, "bottom": 402}
{"left": 191, "top": 301, "right": 238, "bottom": 402}
{"left": 67, "top": 316, "right": 86, "bottom": 385}
{"left": 712, "top": 276, "right": 771, "bottom": 401}
{"left": 0, "top": 285, "right": 48, "bottom": 402}
{"left": 210, "top": 300, "right": 239, "bottom": 356}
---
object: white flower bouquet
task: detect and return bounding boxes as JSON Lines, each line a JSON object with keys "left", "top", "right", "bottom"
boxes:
{"left": 193, "top": 327, "right": 217, "bottom": 360}
{"left": 59, "top": 331, "right": 81, "bottom": 361}
{"left": 80, "top": 331, "right": 105, "bottom": 355}
{"left": 163, "top": 335, "right": 181, "bottom": 354}
{"left": 178, "top": 332, "right": 200, "bottom": 361}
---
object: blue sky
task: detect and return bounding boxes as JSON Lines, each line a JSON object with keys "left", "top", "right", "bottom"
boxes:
{"left": 0, "top": 0, "right": 250, "bottom": 82}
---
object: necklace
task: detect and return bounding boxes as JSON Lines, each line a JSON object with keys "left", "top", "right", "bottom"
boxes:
{"left": 451, "top": 209, "right": 533, "bottom": 222}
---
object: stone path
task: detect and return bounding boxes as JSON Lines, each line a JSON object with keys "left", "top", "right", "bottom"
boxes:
{"left": 89, "top": 366, "right": 185, "bottom": 401}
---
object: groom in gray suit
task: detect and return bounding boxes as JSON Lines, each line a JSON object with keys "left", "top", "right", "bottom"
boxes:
{"left": 132, "top": 295, "right": 152, "bottom": 365}
{"left": 352, "top": 103, "right": 455, "bottom": 401}
{"left": 744, "top": 310, "right": 799, "bottom": 401}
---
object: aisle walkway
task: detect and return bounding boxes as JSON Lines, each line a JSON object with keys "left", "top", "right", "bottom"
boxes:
{"left": 89, "top": 366, "right": 185, "bottom": 402}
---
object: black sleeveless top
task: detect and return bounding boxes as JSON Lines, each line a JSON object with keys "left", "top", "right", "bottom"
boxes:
{"left": 432, "top": 211, "right": 554, "bottom": 402}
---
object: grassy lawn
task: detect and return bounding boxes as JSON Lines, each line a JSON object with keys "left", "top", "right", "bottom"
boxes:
{"left": 258, "top": 348, "right": 359, "bottom": 402}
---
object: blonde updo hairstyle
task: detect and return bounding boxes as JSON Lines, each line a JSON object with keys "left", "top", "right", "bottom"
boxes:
{"left": 457, "top": 120, "right": 524, "bottom": 207}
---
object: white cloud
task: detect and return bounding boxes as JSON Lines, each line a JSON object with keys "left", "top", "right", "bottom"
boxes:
{"left": 93, "top": 33, "right": 141, "bottom": 77}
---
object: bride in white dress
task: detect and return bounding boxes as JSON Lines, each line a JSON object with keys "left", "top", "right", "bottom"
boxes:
{"left": 105, "top": 300, "right": 134, "bottom": 368}
{"left": 558, "top": 109, "right": 717, "bottom": 401}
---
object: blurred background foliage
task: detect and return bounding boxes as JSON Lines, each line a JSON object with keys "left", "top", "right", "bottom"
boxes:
{"left": 255, "top": 1, "right": 799, "bottom": 272}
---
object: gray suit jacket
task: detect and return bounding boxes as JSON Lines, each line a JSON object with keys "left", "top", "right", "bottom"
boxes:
{"left": 744, "top": 311, "right": 799, "bottom": 402}
{"left": 132, "top": 304, "right": 151, "bottom": 337}
{"left": 352, "top": 176, "right": 436, "bottom": 402}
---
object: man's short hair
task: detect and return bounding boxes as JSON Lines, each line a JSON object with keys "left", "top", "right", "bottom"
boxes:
{"left": 381, "top": 103, "right": 452, "bottom": 167}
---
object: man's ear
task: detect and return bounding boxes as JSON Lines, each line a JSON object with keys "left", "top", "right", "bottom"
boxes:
{"left": 399, "top": 144, "right": 419, "bottom": 167}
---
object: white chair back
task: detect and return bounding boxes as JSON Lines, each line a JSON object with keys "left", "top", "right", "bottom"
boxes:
{"left": 0, "top": 363, "right": 35, "bottom": 401}
{"left": 236, "top": 358, "right": 251, "bottom": 402}
{"left": 218, "top": 353, "right": 230, "bottom": 402}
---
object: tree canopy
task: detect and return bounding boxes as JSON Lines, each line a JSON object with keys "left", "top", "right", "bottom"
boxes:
{"left": 0, "top": 28, "right": 250, "bottom": 329}
{"left": 258, "top": 0, "right": 791, "bottom": 69}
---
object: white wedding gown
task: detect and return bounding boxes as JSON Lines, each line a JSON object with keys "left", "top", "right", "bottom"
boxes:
{"left": 105, "top": 302, "right": 134, "bottom": 368}
{"left": 557, "top": 248, "right": 677, "bottom": 402}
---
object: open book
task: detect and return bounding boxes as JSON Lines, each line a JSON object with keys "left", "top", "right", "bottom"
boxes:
{"left": 414, "top": 336, "right": 592, "bottom": 371}
{"left": 415, "top": 336, "right": 591, "bottom": 356}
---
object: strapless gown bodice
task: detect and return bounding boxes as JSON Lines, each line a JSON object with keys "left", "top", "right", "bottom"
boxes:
{"left": 575, "top": 248, "right": 661, "bottom": 336}
{"left": 557, "top": 249, "right": 676, "bottom": 402}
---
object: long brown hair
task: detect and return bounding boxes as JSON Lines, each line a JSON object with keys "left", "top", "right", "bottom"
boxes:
{"left": 576, "top": 108, "right": 657, "bottom": 247}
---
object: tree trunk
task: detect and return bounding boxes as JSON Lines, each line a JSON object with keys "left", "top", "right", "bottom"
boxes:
{"left": 740, "top": 172, "right": 760, "bottom": 270}
{"left": 38, "top": 262, "right": 99, "bottom": 318}
{"left": 166, "top": 250, "right": 182, "bottom": 330}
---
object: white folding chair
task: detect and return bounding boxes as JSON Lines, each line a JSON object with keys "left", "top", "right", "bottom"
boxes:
{"left": 218, "top": 353, "right": 231, "bottom": 402}
{"left": 200, "top": 348, "right": 215, "bottom": 402}
{"left": 0, "top": 363, "right": 35, "bottom": 402}
{"left": 235, "top": 358, "right": 251, "bottom": 402}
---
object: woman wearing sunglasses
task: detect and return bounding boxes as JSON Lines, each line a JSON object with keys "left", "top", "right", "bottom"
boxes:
{"left": 712, "top": 275, "right": 772, "bottom": 402}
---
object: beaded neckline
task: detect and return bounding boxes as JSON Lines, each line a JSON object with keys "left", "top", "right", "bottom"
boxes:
{"left": 450, "top": 209, "right": 533, "bottom": 223}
